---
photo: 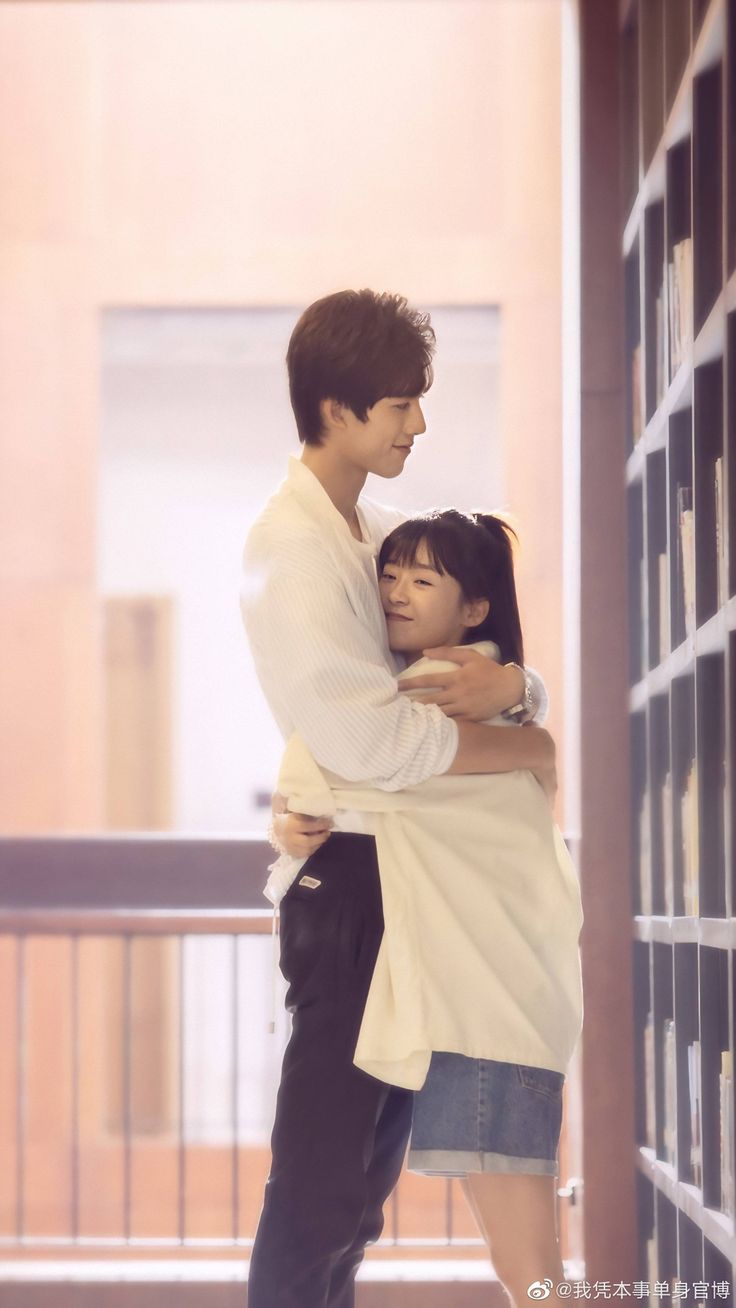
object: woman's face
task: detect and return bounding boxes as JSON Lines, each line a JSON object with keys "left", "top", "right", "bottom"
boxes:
{"left": 378, "top": 540, "right": 488, "bottom": 660}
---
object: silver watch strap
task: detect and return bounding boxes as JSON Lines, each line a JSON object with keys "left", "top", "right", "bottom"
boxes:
{"left": 503, "top": 663, "right": 534, "bottom": 722}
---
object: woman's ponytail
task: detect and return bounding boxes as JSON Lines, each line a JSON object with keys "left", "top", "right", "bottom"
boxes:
{"left": 469, "top": 512, "right": 524, "bottom": 667}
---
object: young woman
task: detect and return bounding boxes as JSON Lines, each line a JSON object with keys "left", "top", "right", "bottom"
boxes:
{"left": 270, "top": 506, "right": 584, "bottom": 1307}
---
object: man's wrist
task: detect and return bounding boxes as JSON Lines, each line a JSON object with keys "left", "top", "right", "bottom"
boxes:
{"left": 502, "top": 663, "right": 534, "bottom": 723}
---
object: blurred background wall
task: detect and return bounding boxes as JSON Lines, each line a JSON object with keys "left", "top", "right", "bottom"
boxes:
{"left": 0, "top": 0, "right": 578, "bottom": 1262}
{"left": 0, "top": 0, "right": 565, "bottom": 834}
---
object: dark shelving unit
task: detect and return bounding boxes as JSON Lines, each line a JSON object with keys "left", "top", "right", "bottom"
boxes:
{"left": 623, "top": 0, "right": 736, "bottom": 1291}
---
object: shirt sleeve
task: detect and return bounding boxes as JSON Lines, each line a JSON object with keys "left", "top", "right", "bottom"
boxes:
{"left": 241, "top": 531, "right": 459, "bottom": 791}
{"left": 525, "top": 666, "right": 549, "bottom": 726}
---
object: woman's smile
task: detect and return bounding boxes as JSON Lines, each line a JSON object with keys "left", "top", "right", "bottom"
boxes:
{"left": 378, "top": 541, "right": 477, "bottom": 655}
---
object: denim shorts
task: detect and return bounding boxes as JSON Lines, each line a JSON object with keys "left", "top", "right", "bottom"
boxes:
{"left": 407, "top": 1051, "right": 565, "bottom": 1178}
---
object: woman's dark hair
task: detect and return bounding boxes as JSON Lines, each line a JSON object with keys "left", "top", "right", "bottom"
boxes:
{"left": 286, "top": 289, "right": 435, "bottom": 446}
{"left": 378, "top": 508, "right": 524, "bottom": 667}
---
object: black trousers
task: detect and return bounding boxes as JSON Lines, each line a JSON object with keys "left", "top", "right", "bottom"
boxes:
{"left": 247, "top": 833, "right": 413, "bottom": 1308}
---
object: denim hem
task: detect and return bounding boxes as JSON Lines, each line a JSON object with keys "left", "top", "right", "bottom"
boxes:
{"left": 407, "top": 1148, "right": 559, "bottom": 1178}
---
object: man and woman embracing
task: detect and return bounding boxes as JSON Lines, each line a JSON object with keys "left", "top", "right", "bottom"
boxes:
{"left": 241, "top": 288, "right": 584, "bottom": 1308}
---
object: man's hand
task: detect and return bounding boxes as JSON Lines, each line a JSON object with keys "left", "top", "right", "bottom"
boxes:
{"left": 398, "top": 646, "right": 524, "bottom": 721}
{"left": 270, "top": 792, "right": 332, "bottom": 859}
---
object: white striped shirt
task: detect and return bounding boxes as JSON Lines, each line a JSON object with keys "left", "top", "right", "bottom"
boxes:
{"left": 240, "top": 456, "right": 547, "bottom": 791}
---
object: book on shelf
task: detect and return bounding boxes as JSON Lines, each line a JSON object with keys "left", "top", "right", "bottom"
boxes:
{"left": 688, "top": 1039, "right": 702, "bottom": 1189}
{"left": 668, "top": 237, "right": 693, "bottom": 378}
{"left": 681, "top": 761, "right": 699, "bottom": 916}
{"left": 658, "top": 552, "right": 669, "bottom": 660}
{"left": 632, "top": 342, "right": 642, "bottom": 445}
{"left": 646, "top": 1236, "right": 657, "bottom": 1301}
{"left": 662, "top": 771, "right": 674, "bottom": 916}
{"left": 663, "top": 1018, "right": 677, "bottom": 1166}
{"left": 644, "top": 1249, "right": 669, "bottom": 1304}
{"left": 668, "top": 261, "right": 679, "bottom": 378}
{"left": 715, "top": 455, "right": 727, "bottom": 607}
{"left": 656, "top": 284, "right": 666, "bottom": 406}
{"left": 640, "top": 555, "right": 647, "bottom": 672}
{"left": 720, "top": 1050, "right": 734, "bottom": 1217}
{"left": 677, "top": 486, "right": 695, "bottom": 640}
{"left": 639, "top": 791, "right": 652, "bottom": 916}
{"left": 644, "top": 1011, "right": 656, "bottom": 1149}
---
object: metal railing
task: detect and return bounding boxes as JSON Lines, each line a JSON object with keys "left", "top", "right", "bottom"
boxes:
{"left": 0, "top": 836, "right": 482, "bottom": 1262}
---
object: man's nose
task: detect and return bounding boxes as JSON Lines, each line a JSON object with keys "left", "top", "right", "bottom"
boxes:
{"left": 389, "top": 578, "right": 409, "bottom": 603}
{"left": 408, "top": 398, "right": 426, "bottom": 436}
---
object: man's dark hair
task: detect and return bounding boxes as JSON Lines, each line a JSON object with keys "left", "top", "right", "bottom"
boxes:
{"left": 286, "top": 289, "right": 436, "bottom": 445}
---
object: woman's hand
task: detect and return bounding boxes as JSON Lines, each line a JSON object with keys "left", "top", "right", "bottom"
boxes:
{"left": 397, "top": 647, "right": 524, "bottom": 721}
{"left": 270, "top": 792, "right": 333, "bottom": 859}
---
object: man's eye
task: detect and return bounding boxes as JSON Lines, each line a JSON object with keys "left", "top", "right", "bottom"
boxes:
{"left": 415, "top": 579, "right": 432, "bottom": 587}
{"left": 394, "top": 402, "right": 410, "bottom": 411}
{"left": 381, "top": 571, "right": 396, "bottom": 581}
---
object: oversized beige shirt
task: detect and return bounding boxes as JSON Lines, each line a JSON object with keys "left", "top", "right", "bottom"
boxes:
{"left": 276, "top": 646, "right": 585, "bottom": 1092}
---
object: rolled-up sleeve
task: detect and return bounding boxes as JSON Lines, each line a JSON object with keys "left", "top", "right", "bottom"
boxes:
{"left": 525, "top": 667, "right": 549, "bottom": 726}
{"left": 241, "top": 533, "right": 459, "bottom": 790}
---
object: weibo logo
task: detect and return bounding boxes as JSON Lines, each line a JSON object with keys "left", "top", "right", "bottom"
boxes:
{"left": 527, "top": 1279, "right": 554, "bottom": 1300}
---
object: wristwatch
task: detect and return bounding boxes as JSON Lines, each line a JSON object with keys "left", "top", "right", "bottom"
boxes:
{"left": 502, "top": 662, "right": 534, "bottom": 723}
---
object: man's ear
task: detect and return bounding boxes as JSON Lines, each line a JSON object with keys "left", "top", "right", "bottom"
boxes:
{"left": 464, "top": 598, "right": 490, "bottom": 629}
{"left": 318, "top": 397, "right": 348, "bottom": 435}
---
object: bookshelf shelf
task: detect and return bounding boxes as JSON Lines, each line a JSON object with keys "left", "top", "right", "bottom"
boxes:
{"left": 636, "top": 1148, "right": 735, "bottom": 1264}
{"left": 670, "top": 358, "right": 695, "bottom": 416}
{"left": 634, "top": 916, "right": 735, "bottom": 948}
{"left": 694, "top": 291, "right": 727, "bottom": 365}
{"left": 693, "top": 0, "right": 728, "bottom": 74}
{"left": 621, "top": 0, "right": 725, "bottom": 256}
{"left": 628, "top": 605, "right": 732, "bottom": 713}
{"left": 627, "top": 441, "right": 646, "bottom": 489}
{"left": 696, "top": 607, "right": 728, "bottom": 654}
{"left": 623, "top": 0, "right": 736, "bottom": 1287}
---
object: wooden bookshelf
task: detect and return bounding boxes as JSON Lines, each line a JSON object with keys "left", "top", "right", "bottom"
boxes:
{"left": 623, "top": 0, "right": 736, "bottom": 1290}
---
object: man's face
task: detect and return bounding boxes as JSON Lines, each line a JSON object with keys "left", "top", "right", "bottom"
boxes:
{"left": 329, "top": 395, "right": 427, "bottom": 479}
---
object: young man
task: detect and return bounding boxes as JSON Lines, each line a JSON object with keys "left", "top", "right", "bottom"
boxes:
{"left": 240, "top": 289, "right": 556, "bottom": 1308}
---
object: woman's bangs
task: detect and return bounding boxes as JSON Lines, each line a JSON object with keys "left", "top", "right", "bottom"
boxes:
{"left": 380, "top": 521, "right": 450, "bottom": 576}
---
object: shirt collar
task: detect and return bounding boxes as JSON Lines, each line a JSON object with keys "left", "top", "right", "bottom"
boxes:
{"left": 286, "top": 455, "right": 377, "bottom": 555}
